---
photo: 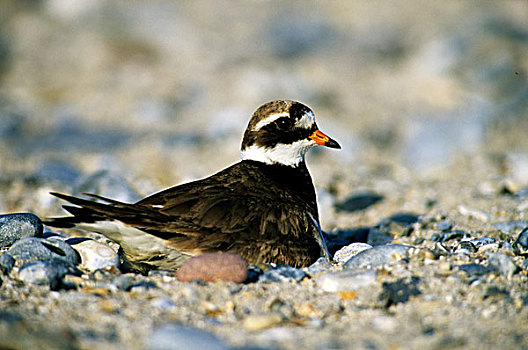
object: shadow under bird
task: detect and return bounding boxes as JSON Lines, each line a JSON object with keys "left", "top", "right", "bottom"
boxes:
{"left": 44, "top": 100, "right": 341, "bottom": 271}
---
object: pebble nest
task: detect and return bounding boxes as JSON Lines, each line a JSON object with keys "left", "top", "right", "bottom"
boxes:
{"left": 1, "top": 1, "right": 528, "bottom": 349}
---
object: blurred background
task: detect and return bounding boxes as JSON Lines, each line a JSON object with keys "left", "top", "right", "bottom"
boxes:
{"left": 0, "top": 0, "right": 527, "bottom": 223}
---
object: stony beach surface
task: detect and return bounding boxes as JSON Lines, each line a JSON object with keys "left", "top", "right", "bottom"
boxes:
{"left": 1, "top": 1, "right": 528, "bottom": 349}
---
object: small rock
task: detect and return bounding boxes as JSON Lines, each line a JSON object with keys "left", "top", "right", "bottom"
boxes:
{"left": 8, "top": 237, "right": 80, "bottom": 265}
{"left": 146, "top": 323, "right": 229, "bottom": 350}
{"left": 470, "top": 237, "right": 497, "bottom": 248}
{"left": 456, "top": 263, "right": 490, "bottom": 277}
{"left": 307, "top": 257, "right": 334, "bottom": 274}
{"left": 493, "top": 221, "right": 528, "bottom": 234}
{"left": 513, "top": 227, "right": 528, "bottom": 256}
{"left": 431, "top": 230, "right": 467, "bottom": 242}
{"left": 316, "top": 269, "right": 377, "bottom": 292}
{"left": 176, "top": 253, "right": 248, "bottom": 283}
{"left": 112, "top": 274, "right": 139, "bottom": 291}
{"left": 18, "top": 258, "right": 80, "bottom": 290}
{"left": 367, "top": 228, "right": 393, "bottom": 246}
{"left": 378, "top": 277, "right": 421, "bottom": 307}
{"left": 333, "top": 243, "right": 373, "bottom": 264}
{"left": 0, "top": 213, "right": 43, "bottom": 248}
{"left": 0, "top": 253, "right": 15, "bottom": 275}
{"left": 488, "top": 252, "right": 517, "bottom": 278}
{"left": 455, "top": 241, "right": 477, "bottom": 255}
{"left": 436, "top": 220, "right": 452, "bottom": 231}
{"left": 344, "top": 244, "right": 412, "bottom": 270}
{"left": 242, "top": 313, "right": 283, "bottom": 331}
{"left": 258, "top": 265, "right": 309, "bottom": 283}
{"left": 69, "top": 239, "right": 119, "bottom": 271}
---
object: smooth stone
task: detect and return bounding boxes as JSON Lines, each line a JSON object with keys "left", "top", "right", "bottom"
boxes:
{"left": 333, "top": 243, "right": 373, "bottom": 264}
{"left": 243, "top": 313, "right": 283, "bottom": 331}
{"left": 176, "top": 253, "right": 248, "bottom": 283}
{"left": 307, "top": 257, "right": 334, "bottom": 274}
{"left": 344, "top": 244, "right": 412, "bottom": 270}
{"left": 335, "top": 192, "right": 383, "bottom": 212}
{"left": 8, "top": 237, "right": 81, "bottom": 265}
{"left": 493, "top": 221, "right": 528, "bottom": 234}
{"left": 513, "top": 227, "right": 528, "bottom": 256}
{"left": 316, "top": 269, "right": 377, "bottom": 292}
{"left": 146, "top": 323, "right": 229, "bottom": 350}
{"left": 258, "top": 265, "right": 309, "bottom": 283}
{"left": 70, "top": 239, "right": 119, "bottom": 271}
{"left": 456, "top": 263, "right": 490, "bottom": 277}
{"left": 75, "top": 170, "right": 140, "bottom": 203}
{"left": 488, "top": 253, "right": 517, "bottom": 278}
{"left": 0, "top": 213, "right": 43, "bottom": 248}
{"left": 18, "top": 258, "right": 80, "bottom": 290}
{"left": 0, "top": 253, "right": 15, "bottom": 275}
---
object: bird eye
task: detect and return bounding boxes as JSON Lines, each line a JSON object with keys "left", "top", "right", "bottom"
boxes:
{"left": 275, "top": 118, "right": 291, "bottom": 130}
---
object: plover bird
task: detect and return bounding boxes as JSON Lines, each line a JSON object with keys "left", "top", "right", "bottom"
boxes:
{"left": 44, "top": 100, "right": 340, "bottom": 271}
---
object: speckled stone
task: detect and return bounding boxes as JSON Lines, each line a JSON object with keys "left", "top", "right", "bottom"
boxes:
{"left": 258, "top": 265, "right": 309, "bottom": 283}
{"left": 0, "top": 213, "right": 43, "bottom": 248}
{"left": 0, "top": 253, "right": 15, "bottom": 275}
{"left": 69, "top": 239, "right": 119, "bottom": 271}
{"left": 176, "top": 253, "right": 248, "bottom": 283}
{"left": 333, "top": 242, "right": 373, "bottom": 264}
{"left": 17, "top": 258, "right": 81, "bottom": 290}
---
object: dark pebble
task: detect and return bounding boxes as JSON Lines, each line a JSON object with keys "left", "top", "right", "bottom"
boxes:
{"left": 431, "top": 230, "right": 467, "bottom": 242}
{"left": 344, "top": 244, "right": 412, "bottom": 270}
{"left": 0, "top": 213, "right": 43, "bottom": 248}
{"left": 18, "top": 258, "right": 81, "bottom": 290}
{"left": 378, "top": 276, "right": 421, "bottom": 308}
{"left": 8, "top": 237, "right": 81, "bottom": 265}
{"left": 335, "top": 192, "right": 383, "bottom": 212}
{"left": 176, "top": 253, "right": 248, "bottom": 283}
{"left": 0, "top": 253, "right": 15, "bottom": 275}
{"left": 455, "top": 241, "right": 478, "bottom": 254}
{"left": 513, "top": 227, "right": 528, "bottom": 256}
{"left": 456, "top": 263, "right": 490, "bottom": 277}
{"left": 258, "top": 265, "right": 309, "bottom": 283}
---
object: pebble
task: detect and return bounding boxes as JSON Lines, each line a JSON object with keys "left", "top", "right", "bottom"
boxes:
{"left": 378, "top": 277, "right": 421, "bottom": 307}
{"left": 243, "top": 313, "right": 283, "bottom": 331}
{"left": 513, "top": 227, "right": 528, "bottom": 256}
{"left": 455, "top": 241, "right": 477, "bottom": 255}
{"left": 333, "top": 243, "right": 373, "bottom": 264}
{"left": 487, "top": 253, "right": 517, "bottom": 278}
{"left": 431, "top": 230, "right": 467, "bottom": 242}
{"left": 344, "top": 244, "right": 412, "bottom": 270}
{"left": 493, "top": 221, "right": 528, "bottom": 234}
{"left": 316, "top": 269, "right": 377, "bottom": 292}
{"left": 307, "top": 257, "right": 334, "bottom": 274}
{"left": 470, "top": 237, "right": 497, "bottom": 248}
{"left": 0, "top": 213, "right": 43, "bottom": 248}
{"left": 258, "top": 265, "right": 309, "bottom": 283}
{"left": 436, "top": 220, "right": 452, "bottom": 231}
{"left": 146, "top": 323, "right": 229, "bottom": 350}
{"left": 18, "top": 258, "right": 81, "bottom": 290}
{"left": 456, "top": 263, "right": 490, "bottom": 277}
{"left": 0, "top": 253, "right": 15, "bottom": 275}
{"left": 69, "top": 239, "right": 120, "bottom": 271}
{"left": 176, "top": 253, "right": 248, "bottom": 283}
{"left": 335, "top": 192, "right": 383, "bottom": 212}
{"left": 8, "top": 237, "right": 81, "bottom": 265}
{"left": 367, "top": 228, "right": 393, "bottom": 246}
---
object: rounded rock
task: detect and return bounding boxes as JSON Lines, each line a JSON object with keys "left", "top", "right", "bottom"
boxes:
{"left": 18, "top": 258, "right": 80, "bottom": 289}
{"left": 344, "top": 244, "right": 412, "bottom": 270}
{"left": 70, "top": 239, "right": 119, "bottom": 271}
{"left": 8, "top": 237, "right": 81, "bottom": 265}
{"left": 333, "top": 242, "right": 373, "bottom": 264}
{"left": 176, "top": 253, "right": 248, "bottom": 283}
{"left": 0, "top": 213, "right": 43, "bottom": 248}
{"left": 513, "top": 227, "right": 528, "bottom": 256}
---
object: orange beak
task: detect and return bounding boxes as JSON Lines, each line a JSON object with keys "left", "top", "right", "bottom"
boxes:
{"left": 309, "top": 130, "right": 341, "bottom": 149}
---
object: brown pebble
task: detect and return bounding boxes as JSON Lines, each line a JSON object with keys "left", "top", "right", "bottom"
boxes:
{"left": 176, "top": 252, "right": 248, "bottom": 283}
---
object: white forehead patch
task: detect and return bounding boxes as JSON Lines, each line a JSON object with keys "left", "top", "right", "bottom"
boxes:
{"left": 253, "top": 112, "right": 290, "bottom": 131}
{"left": 295, "top": 111, "right": 316, "bottom": 129}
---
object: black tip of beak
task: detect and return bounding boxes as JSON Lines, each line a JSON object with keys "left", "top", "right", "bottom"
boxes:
{"left": 325, "top": 138, "right": 341, "bottom": 149}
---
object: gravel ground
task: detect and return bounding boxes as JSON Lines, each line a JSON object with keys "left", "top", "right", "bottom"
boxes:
{"left": 1, "top": 1, "right": 528, "bottom": 349}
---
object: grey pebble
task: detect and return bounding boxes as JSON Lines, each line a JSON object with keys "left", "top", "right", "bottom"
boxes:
{"left": 470, "top": 237, "right": 496, "bottom": 248}
{"left": 8, "top": 237, "right": 80, "bottom": 265}
{"left": 493, "top": 221, "right": 528, "bottom": 234}
{"left": 431, "top": 230, "right": 467, "bottom": 243}
{"left": 18, "top": 258, "right": 80, "bottom": 290}
{"left": 0, "top": 213, "right": 43, "bottom": 248}
{"left": 259, "top": 265, "right": 309, "bottom": 283}
{"left": 344, "top": 244, "right": 412, "bottom": 270}
{"left": 436, "top": 220, "right": 452, "bottom": 231}
{"left": 333, "top": 242, "right": 373, "bottom": 264}
{"left": 146, "top": 323, "right": 229, "bottom": 350}
{"left": 316, "top": 269, "right": 377, "bottom": 292}
{"left": 488, "top": 252, "right": 517, "bottom": 278}
{"left": 513, "top": 227, "right": 528, "bottom": 256}
{"left": 456, "top": 263, "right": 490, "bottom": 277}
{"left": 0, "top": 253, "right": 15, "bottom": 275}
